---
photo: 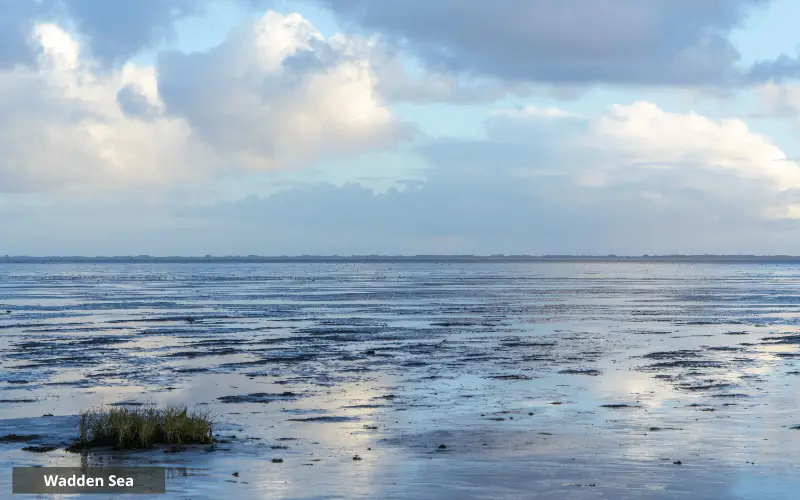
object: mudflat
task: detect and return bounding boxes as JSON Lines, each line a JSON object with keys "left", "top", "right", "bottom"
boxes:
{"left": 1, "top": 262, "right": 800, "bottom": 499}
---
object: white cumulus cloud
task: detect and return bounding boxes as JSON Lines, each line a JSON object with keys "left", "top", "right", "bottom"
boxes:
{"left": 589, "top": 101, "right": 800, "bottom": 193}
{"left": 0, "top": 23, "right": 198, "bottom": 193}
{"left": 0, "top": 12, "right": 408, "bottom": 193}
{"left": 155, "top": 11, "right": 409, "bottom": 172}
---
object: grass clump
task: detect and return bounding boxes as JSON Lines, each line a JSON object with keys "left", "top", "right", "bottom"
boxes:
{"left": 73, "top": 404, "right": 213, "bottom": 450}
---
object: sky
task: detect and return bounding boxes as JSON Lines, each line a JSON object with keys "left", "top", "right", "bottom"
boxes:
{"left": 2, "top": 0, "right": 800, "bottom": 256}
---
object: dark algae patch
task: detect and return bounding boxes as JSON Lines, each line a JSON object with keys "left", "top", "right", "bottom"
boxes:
{"left": 0, "top": 434, "right": 40, "bottom": 443}
{"left": 642, "top": 360, "right": 723, "bottom": 370}
{"left": 487, "top": 374, "right": 534, "bottom": 380}
{"left": 287, "top": 416, "right": 359, "bottom": 423}
{"left": 677, "top": 382, "right": 735, "bottom": 392}
{"left": 22, "top": 445, "right": 57, "bottom": 453}
{"left": 558, "top": 369, "right": 602, "bottom": 376}
{"left": 761, "top": 334, "right": 800, "bottom": 345}
{"left": 217, "top": 392, "right": 299, "bottom": 404}
{"left": 642, "top": 350, "right": 701, "bottom": 359}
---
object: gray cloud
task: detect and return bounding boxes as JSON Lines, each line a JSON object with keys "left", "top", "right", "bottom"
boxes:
{"left": 59, "top": 0, "right": 206, "bottom": 65}
{"left": 747, "top": 53, "right": 800, "bottom": 83}
{"left": 315, "top": 0, "right": 780, "bottom": 85}
{"left": 0, "top": 0, "right": 207, "bottom": 68}
{"left": 2, "top": 0, "right": 796, "bottom": 91}
{"left": 0, "top": 1, "right": 52, "bottom": 68}
{"left": 116, "top": 85, "right": 159, "bottom": 119}
{"left": 365, "top": 45, "right": 532, "bottom": 103}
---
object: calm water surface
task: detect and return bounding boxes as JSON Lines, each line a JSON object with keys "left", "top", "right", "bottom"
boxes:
{"left": 1, "top": 262, "right": 799, "bottom": 499}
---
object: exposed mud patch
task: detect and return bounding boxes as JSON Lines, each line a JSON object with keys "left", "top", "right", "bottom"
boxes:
{"left": 287, "top": 416, "right": 359, "bottom": 423}
{"left": 218, "top": 392, "right": 300, "bottom": 404}
{"left": 558, "top": 369, "right": 601, "bottom": 376}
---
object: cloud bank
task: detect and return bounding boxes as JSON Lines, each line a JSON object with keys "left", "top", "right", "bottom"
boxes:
{"left": 2, "top": 1, "right": 800, "bottom": 254}
{"left": 5, "top": 99, "right": 800, "bottom": 255}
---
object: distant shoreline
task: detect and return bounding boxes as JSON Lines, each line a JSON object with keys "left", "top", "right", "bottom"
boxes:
{"left": 3, "top": 255, "right": 800, "bottom": 264}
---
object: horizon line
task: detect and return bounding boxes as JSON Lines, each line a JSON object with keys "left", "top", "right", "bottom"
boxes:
{"left": 5, "top": 254, "right": 800, "bottom": 262}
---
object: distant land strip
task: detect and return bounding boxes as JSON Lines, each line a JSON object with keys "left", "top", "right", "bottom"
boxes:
{"left": 4, "top": 255, "right": 800, "bottom": 264}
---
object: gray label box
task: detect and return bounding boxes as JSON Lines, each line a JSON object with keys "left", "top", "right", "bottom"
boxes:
{"left": 13, "top": 467, "right": 166, "bottom": 494}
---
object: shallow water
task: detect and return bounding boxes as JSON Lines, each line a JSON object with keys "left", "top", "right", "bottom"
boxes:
{"left": 1, "top": 262, "right": 800, "bottom": 499}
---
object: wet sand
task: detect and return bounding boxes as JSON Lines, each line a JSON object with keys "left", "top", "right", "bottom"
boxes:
{"left": 2, "top": 262, "right": 800, "bottom": 499}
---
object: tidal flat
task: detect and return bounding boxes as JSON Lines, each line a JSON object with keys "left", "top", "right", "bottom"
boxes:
{"left": 2, "top": 262, "right": 800, "bottom": 499}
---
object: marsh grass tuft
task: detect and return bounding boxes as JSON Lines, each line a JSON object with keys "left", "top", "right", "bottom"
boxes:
{"left": 72, "top": 404, "right": 213, "bottom": 450}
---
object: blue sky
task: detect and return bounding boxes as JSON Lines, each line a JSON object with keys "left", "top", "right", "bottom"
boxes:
{"left": 2, "top": 0, "right": 800, "bottom": 255}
